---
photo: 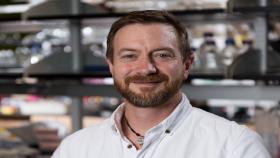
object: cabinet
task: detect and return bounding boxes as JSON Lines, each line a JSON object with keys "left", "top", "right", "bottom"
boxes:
{"left": 0, "top": 0, "right": 280, "bottom": 131}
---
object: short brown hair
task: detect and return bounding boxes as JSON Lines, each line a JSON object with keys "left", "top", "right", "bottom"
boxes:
{"left": 106, "top": 10, "right": 192, "bottom": 62}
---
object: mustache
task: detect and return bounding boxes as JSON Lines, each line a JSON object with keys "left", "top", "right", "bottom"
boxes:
{"left": 125, "top": 73, "right": 168, "bottom": 84}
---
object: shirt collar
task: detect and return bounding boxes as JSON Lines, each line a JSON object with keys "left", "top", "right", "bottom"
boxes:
{"left": 109, "top": 93, "right": 192, "bottom": 136}
{"left": 109, "top": 103, "right": 125, "bottom": 136}
{"left": 146, "top": 93, "right": 192, "bottom": 135}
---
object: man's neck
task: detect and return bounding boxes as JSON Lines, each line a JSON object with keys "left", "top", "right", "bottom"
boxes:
{"left": 123, "top": 92, "right": 182, "bottom": 135}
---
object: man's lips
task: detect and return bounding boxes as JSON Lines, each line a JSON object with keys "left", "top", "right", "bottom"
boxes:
{"left": 131, "top": 80, "right": 162, "bottom": 84}
{"left": 130, "top": 82, "right": 161, "bottom": 89}
{"left": 129, "top": 81, "right": 163, "bottom": 89}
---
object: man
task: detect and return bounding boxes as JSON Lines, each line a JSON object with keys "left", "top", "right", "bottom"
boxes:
{"left": 52, "top": 10, "right": 270, "bottom": 158}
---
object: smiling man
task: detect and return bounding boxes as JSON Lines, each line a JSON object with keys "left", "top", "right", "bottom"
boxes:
{"left": 52, "top": 10, "right": 270, "bottom": 158}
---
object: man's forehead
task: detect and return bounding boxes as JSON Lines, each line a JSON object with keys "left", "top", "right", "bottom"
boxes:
{"left": 116, "top": 23, "right": 176, "bottom": 34}
{"left": 112, "top": 23, "right": 180, "bottom": 56}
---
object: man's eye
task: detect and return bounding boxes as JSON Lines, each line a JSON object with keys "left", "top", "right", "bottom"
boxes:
{"left": 154, "top": 52, "right": 174, "bottom": 59}
{"left": 159, "top": 53, "right": 172, "bottom": 58}
{"left": 121, "top": 54, "right": 136, "bottom": 59}
{"left": 119, "top": 53, "right": 138, "bottom": 61}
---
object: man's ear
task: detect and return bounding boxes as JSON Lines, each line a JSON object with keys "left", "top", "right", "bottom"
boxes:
{"left": 106, "top": 58, "right": 114, "bottom": 76}
{"left": 183, "top": 53, "right": 194, "bottom": 79}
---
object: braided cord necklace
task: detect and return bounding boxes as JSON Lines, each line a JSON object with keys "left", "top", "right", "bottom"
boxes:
{"left": 124, "top": 116, "right": 144, "bottom": 146}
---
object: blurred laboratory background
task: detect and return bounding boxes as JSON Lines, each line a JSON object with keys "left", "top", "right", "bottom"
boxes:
{"left": 0, "top": 0, "right": 280, "bottom": 157}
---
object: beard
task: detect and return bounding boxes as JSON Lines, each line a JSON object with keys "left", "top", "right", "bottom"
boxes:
{"left": 114, "top": 73, "right": 183, "bottom": 108}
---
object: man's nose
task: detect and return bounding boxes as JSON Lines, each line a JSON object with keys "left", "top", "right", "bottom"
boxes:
{"left": 136, "top": 57, "right": 157, "bottom": 75}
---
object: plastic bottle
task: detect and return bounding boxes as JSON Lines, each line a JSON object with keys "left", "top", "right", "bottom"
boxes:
{"left": 199, "top": 32, "right": 221, "bottom": 73}
{"left": 220, "top": 38, "right": 239, "bottom": 75}
{"left": 221, "top": 38, "right": 238, "bottom": 66}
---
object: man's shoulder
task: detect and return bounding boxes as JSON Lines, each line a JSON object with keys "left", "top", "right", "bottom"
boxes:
{"left": 62, "top": 118, "right": 111, "bottom": 144}
{"left": 52, "top": 119, "right": 115, "bottom": 158}
{"left": 189, "top": 108, "right": 270, "bottom": 157}
{"left": 192, "top": 107, "right": 242, "bottom": 126}
{"left": 190, "top": 107, "right": 249, "bottom": 137}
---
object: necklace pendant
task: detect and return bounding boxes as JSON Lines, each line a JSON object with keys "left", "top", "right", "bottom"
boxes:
{"left": 137, "top": 136, "right": 144, "bottom": 146}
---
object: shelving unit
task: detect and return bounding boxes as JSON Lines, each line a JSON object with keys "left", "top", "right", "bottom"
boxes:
{"left": 0, "top": 0, "right": 280, "bottom": 132}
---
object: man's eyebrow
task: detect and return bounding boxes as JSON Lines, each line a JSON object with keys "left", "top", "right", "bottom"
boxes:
{"left": 150, "top": 47, "right": 176, "bottom": 54}
{"left": 116, "top": 48, "right": 138, "bottom": 55}
{"left": 116, "top": 47, "right": 176, "bottom": 55}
